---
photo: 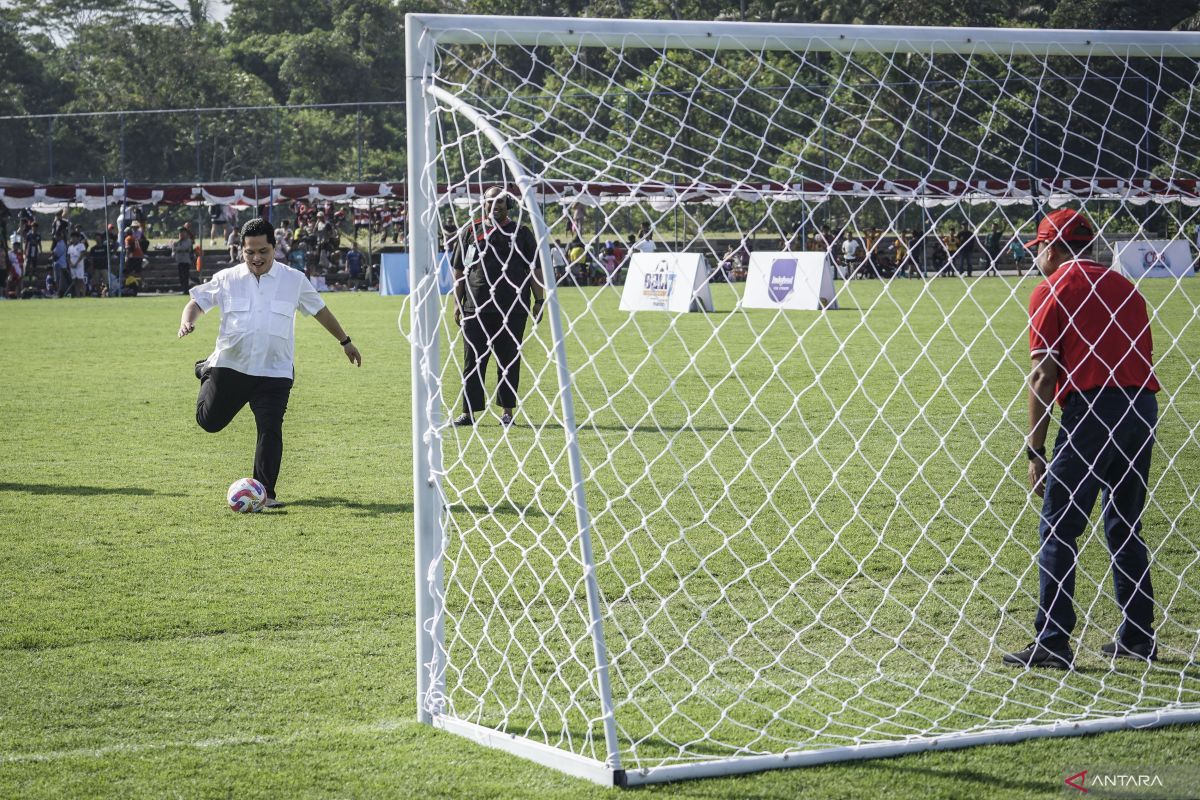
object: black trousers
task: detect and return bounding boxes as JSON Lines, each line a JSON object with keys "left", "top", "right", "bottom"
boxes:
{"left": 177, "top": 262, "right": 190, "bottom": 294}
{"left": 196, "top": 367, "right": 293, "bottom": 499}
{"left": 461, "top": 310, "right": 529, "bottom": 413}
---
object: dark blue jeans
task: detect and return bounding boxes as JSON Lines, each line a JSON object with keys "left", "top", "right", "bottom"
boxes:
{"left": 1035, "top": 388, "right": 1157, "bottom": 648}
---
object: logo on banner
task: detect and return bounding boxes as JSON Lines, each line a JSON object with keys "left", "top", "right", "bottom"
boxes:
{"left": 642, "top": 260, "right": 676, "bottom": 308}
{"left": 1142, "top": 249, "right": 1168, "bottom": 271}
{"left": 768, "top": 258, "right": 798, "bottom": 303}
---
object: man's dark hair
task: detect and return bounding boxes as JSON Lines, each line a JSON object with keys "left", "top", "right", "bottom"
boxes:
{"left": 241, "top": 217, "right": 275, "bottom": 245}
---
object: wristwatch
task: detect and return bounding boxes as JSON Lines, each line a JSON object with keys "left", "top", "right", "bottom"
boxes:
{"left": 1025, "top": 445, "right": 1046, "bottom": 462}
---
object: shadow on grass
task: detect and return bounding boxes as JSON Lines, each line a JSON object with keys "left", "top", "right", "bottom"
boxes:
{"left": 446, "top": 500, "right": 550, "bottom": 519}
{"left": 284, "top": 496, "right": 413, "bottom": 516}
{"left": 847, "top": 762, "right": 1050, "bottom": 794}
{"left": 274, "top": 497, "right": 549, "bottom": 519}
{"left": 0, "top": 482, "right": 180, "bottom": 497}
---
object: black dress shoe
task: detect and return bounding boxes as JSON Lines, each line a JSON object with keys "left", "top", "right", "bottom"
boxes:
{"left": 1100, "top": 640, "right": 1157, "bottom": 661}
{"left": 1002, "top": 642, "right": 1074, "bottom": 669}
{"left": 452, "top": 413, "right": 474, "bottom": 427}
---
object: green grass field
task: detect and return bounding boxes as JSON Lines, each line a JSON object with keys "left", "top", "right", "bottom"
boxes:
{"left": 2, "top": 280, "right": 1198, "bottom": 798}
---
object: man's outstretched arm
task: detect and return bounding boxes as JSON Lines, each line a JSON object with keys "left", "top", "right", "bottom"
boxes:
{"left": 313, "top": 306, "right": 362, "bottom": 366}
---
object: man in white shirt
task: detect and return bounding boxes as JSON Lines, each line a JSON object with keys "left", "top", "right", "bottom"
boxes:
{"left": 178, "top": 218, "right": 362, "bottom": 508}
{"left": 841, "top": 236, "right": 861, "bottom": 278}
{"left": 632, "top": 221, "right": 656, "bottom": 254}
{"left": 67, "top": 232, "right": 87, "bottom": 298}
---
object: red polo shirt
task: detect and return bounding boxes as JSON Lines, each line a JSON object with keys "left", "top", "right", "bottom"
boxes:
{"left": 1028, "top": 259, "right": 1160, "bottom": 406}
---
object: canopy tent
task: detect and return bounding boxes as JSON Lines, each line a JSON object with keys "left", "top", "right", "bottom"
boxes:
{"left": 0, "top": 178, "right": 407, "bottom": 212}
{"left": 3, "top": 177, "right": 1199, "bottom": 213}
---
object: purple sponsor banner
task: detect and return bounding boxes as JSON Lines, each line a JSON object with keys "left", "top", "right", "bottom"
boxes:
{"left": 768, "top": 258, "right": 797, "bottom": 303}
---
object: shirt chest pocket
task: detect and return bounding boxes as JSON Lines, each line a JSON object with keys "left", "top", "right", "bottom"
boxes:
{"left": 268, "top": 300, "right": 295, "bottom": 338}
{"left": 222, "top": 297, "right": 253, "bottom": 331}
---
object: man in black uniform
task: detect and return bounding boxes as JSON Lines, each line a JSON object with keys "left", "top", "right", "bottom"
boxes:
{"left": 451, "top": 187, "right": 545, "bottom": 427}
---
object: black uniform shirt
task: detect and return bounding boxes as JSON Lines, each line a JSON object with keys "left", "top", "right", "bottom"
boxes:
{"left": 458, "top": 219, "right": 539, "bottom": 316}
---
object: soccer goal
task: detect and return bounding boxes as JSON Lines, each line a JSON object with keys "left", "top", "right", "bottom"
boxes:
{"left": 406, "top": 15, "right": 1200, "bottom": 786}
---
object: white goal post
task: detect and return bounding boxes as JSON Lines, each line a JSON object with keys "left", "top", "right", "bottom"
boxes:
{"left": 406, "top": 14, "right": 1200, "bottom": 786}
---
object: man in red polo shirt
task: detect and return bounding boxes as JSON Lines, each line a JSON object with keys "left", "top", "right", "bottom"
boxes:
{"left": 1004, "top": 208, "right": 1160, "bottom": 669}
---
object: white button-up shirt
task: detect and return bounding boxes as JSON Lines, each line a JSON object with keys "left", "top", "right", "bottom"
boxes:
{"left": 190, "top": 262, "right": 325, "bottom": 378}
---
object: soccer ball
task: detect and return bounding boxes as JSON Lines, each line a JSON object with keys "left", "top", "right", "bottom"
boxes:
{"left": 227, "top": 477, "right": 267, "bottom": 513}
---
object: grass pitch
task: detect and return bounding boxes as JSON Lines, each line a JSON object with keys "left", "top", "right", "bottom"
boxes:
{"left": 1, "top": 279, "right": 1198, "bottom": 798}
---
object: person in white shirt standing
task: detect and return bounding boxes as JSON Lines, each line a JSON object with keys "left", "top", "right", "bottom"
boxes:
{"left": 177, "top": 218, "right": 362, "bottom": 508}
{"left": 67, "top": 232, "right": 87, "bottom": 298}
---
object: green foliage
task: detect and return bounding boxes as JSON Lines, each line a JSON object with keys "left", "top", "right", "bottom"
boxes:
{"left": 0, "top": 0, "right": 1195, "bottom": 184}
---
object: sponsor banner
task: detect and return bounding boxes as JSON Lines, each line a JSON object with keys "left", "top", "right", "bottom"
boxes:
{"left": 619, "top": 252, "right": 715, "bottom": 312}
{"left": 379, "top": 252, "right": 454, "bottom": 296}
{"left": 741, "top": 251, "right": 838, "bottom": 310}
{"left": 1109, "top": 239, "right": 1194, "bottom": 279}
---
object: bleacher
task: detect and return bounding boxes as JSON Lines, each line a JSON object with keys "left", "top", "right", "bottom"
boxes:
{"left": 118, "top": 247, "right": 227, "bottom": 295}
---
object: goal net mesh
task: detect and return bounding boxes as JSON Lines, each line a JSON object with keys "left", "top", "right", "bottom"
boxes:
{"left": 411, "top": 20, "right": 1200, "bottom": 775}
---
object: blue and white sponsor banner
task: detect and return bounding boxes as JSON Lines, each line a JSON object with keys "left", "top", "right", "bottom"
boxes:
{"left": 1110, "top": 239, "right": 1194, "bottom": 279}
{"left": 619, "top": 252, "right": 714, "bottom": 312}
{"left": 741, "top": 251, "right": 838, "bottom": 310}
{"left": 379, "top": 252, "right": 454, "bottom": 295}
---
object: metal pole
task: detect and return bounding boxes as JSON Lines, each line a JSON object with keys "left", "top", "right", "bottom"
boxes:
{"left": 196, "top": 112, "right": 204, "bottom": 256}
{"left": 102, "top": 176, "right": 113, "bottom": 296}
{"left": 195, "top": 112, "right": 202, "bottom": 181}
{"left": 275, "top": 109, "right": 282, "bottom": 176}
{"left": 119, "top": 113, "right": 126, "bottom": 181}
{"left": 356, "top": 107, "right": 364, "bottom": 181}
{"left": 47, "top": 117, "right": 54, "bottom": 182}
{"left": 407, "top": 18, "right": 446, "bottom": 727}
{"left": 118, "top": 178, "right": 127, "bottom": 296}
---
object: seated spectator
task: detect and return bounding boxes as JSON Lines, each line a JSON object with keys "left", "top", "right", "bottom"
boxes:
{"left": 719, "top": 245, "right": 737, "bottom": 282}
{"left": 601, "top": 243, "right": 618, "bottom": 285}
{"left": 612, "top": 240, "right": 628, "bottom": 275}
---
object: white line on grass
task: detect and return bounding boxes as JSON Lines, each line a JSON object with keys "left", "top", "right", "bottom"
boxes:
{"left": 0, "top": 720, "right": 408, "bottom": 765}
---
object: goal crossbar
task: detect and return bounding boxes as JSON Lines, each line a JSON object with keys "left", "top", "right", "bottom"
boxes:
{"left": 410, "top": 13, "right": 1200, "bottom": 57}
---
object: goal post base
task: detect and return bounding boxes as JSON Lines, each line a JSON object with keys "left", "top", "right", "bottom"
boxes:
{"left": 432, "top": 708, "right": 1200, "bottom": 787}
{"left": 431, "top": 715, "right": 621, "bottom": 787}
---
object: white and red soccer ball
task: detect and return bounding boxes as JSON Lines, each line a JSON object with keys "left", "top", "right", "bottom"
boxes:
{"left": 227, "top": 478, "right": 267, "bottom": 513}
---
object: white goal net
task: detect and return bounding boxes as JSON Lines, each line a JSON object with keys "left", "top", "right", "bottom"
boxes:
{"left": 406, "top": 15, "right": 1200, "bottom": 785}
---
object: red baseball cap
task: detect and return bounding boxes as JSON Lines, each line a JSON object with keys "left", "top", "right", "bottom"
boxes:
{"left": 1025, "top": 208, "right": 1095, "bottom": 248}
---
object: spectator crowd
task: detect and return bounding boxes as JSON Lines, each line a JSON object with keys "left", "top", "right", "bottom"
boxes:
{"left": 0, "top": 198, "right": 409, "bottom": 299}
{"left": 3, "top": 195, "right": 1065, "bottom": 301}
